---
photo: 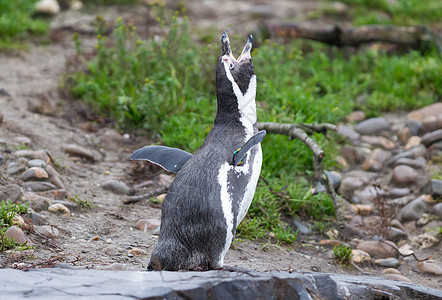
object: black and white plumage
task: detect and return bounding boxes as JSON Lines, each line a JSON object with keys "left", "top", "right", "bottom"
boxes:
{"left": 131, "top": 32, "right": 264, "bottom": 271}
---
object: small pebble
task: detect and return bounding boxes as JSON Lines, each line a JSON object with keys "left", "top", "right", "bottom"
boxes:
{"left": 92, "top": 236, "right": 100, "bottom": 241}
{"left": 21, "top": 167, "right": 49, "bottom": 181}
{"left": 128, "top": 248, "right": 147, "bottom": 257}
{"left": 374, "top": 258, "right": 401, "bottom": 268}
{"left": 382, "top": 268, "right": 401, "bottom": 275}
{"left": 5, "top": 226, "right": 29, "bottom": 245}
{"left": 102, "top": 180, "right": 133, "bottom": 195}
{"left": 48, "top": 203, "right": 70, "bottom": 217}
{"left": 352, "top": 249, "right": 371, "bottom": 263}
{"left": 27, "top": 159, "right": 47, "bottom": 168}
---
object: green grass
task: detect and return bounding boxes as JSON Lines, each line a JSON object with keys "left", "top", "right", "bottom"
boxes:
{"left": 66, "top": 6, "right": 441, "bottom": 244}
{"left": 333, "top": 244, "right": 353, "bottom": 266}
{"left": 325, "top": 0, "right": 442, "bottom": 26}
{"left": 0, "top": 0, "right": 48, "bottom": 50}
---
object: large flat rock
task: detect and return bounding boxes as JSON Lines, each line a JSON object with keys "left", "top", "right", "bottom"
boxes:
{"left": 0, "top": 268, "right": 441, "bottom": 299}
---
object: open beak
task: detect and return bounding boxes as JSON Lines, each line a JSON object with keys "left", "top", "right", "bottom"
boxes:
{"left": 237, "top": 34, "right": 253, "bottom": 62}
{"left": 221, "top": 32, "right": 253, "bottom": 62}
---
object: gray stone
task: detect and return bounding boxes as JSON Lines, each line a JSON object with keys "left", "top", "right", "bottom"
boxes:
{"left": 33, "top": 150, "right": 50, "bottom": 164}
{"left": 24, "top": 181, "right": 56, "bottom": 192}
{"left": 27, "top": 159, "right": 47, "bottom": 168}
{"left": 29, "top": 196, "right": 51, "bottom": 212}
{"left": 394, "top": 157, "right": 426, "bottom": 169}
{"left": 407, "top": 120, "right": 424, "bottom": 136}
{"left": 374, "top": 258, "right": 401, "bottom": 268}
{"left": 361, "top": 148, "right": 392, "bottom": 171}
{"left": 388, "top": 195, "right": 415, "bottom": 206}
{"left": 432, "top": 203, "right": 442, "bottom": 219}
{"left": 53, "top": 200, "right": 78, "bottom": 210}
{"left": 420, "top": 129, "right": 442, "bottom": 146}
{"left": 337, "top": 125, "right": 360, "bottom": 141}
{"left": 102, "top": 180, "right": 134, "bottom": 195}
{"left": 357, "top": 240, "right": 398, "bottom": 258}
{"left": 21, "top": 167, "right": 49, "bottom": 181}
{"left": 7, "top": 158, "right": 28, "bottom": 175}
{"left": 420, "top": 179, "right": 442, "bottom": 197}
{"left": 389, "top": 227, "right": 408, "bottom": 242}
{"left": 29, "top": 211, "right": 48, "bottom": 225}
{"left": 392, "top": 165, "right": 419, "bottom": 185}
{"left": 291, "top": 218, "right": 312, "bottom": 235}
{"left": 352, "top": 186, "right": 384, "bottom": 204}
{"left": 386, "top": 145, "right": 426, "bottom": 166}
{"left": 64, "top": 144, "right": 101, "bottom": 161}
{"left": 338, "top": 175, "right": 372, "bottom": 201}
{"left": 340, "top": 146, "right": 370, "bottom": 164}
{"left": 388, "top": 187, "right": 410, "bottom": 198}
{"left": 312, "top": 170, "right": 341, "bottom": 194}
{"left": 355, "top": 117, "right": 390, "bottom": 135}
{"left": 34, "top": 225, "right": 59, "bottom": 238}
{"left": 45, "top": 165, "right": 65, "bottom": 189}
{"left": 399, "top": 197, "right": 430, "bottom": 223}
{"left": 0, "top": 154, "right": 5, "bottom": 166}
{"left": 0, "top": 86, "right": 11, "bottom": 97}
{"left": 0, "top": 184, "right": 23, "bottom": 203}
{"left": 1, "top": 268, "right": 441, "bottom": 299}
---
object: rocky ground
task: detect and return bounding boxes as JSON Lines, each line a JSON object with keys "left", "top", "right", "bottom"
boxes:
{"left": 0, "top": 0, "right": 441, "bottom": 293}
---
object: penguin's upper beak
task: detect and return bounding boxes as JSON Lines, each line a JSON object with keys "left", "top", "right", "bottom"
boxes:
{"left": 221, "top": 32, "right": 253, "bottom": 62}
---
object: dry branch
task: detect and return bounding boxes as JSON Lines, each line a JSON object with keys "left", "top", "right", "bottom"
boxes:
{"left": 258, "top": 122, "right": 344, "bottom": 223}
{"left": 123, "top": 186, "right": 168, "bottom": 204}
{"left": 265, "top": 22, "right": 442, "bottom": 52}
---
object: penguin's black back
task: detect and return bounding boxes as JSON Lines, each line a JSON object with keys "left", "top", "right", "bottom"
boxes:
{"left": 149, "top": 122, "right": 257, "bottom": 271}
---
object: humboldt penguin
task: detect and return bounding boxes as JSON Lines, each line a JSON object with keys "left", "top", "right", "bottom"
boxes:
{"left": 130, "top": 32, "right": 265, "bottom": 271}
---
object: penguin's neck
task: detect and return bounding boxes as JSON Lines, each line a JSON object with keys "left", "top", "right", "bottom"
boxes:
{"left": 215, "top": 75, "right": 257, "bottom": 140}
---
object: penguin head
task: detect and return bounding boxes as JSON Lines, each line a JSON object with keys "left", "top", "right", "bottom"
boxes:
{"left": 216, "top": 32, "right": 256, "bottom": 105}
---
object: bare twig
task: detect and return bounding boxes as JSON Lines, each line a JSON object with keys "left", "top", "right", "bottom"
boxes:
{"left": 258, "top": 122, "right": 344, "bottom": 224}
{"left": 123, "top": 186, "right": 168, "bottom": 204}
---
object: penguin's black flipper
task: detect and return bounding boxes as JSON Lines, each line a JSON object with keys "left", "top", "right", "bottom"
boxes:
{"left": 130, "top": 145, "right": 192, "bottom": 173}
{"left": 232, "top": 130, "right": 266, "bottom": 166}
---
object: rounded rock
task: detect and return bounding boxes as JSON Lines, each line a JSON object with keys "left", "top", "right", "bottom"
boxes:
{"left": 374, "top": 258, "right": 401, "bottom": 268}
{"left": 27, "top": 159, "right": 47, "bottom": 168}
{"left": 392, "top": 165, "right": 419, "bottom": 185}
{"left": 399, "top": 197, "right": 430, "bottom": 223}
{"left": 383, "top": 268, "right": 401, "bottom": 275}
{"left": 361, "top": 148, "right": 392, "bottom": 172}
{"left": 355, "top": 117, "right": 390, "bottom": 135}
{"left": 22, "top": 167, "right": 49, "bottom": 181}
{"left": 48, "top": 203, "right": 70, "bottom": 217}
{"left": 352, "top": 249, "right": 371, "bottom": 263}
{"left": 356, "top": 240, "right": 398, "bottom": 258}
{"left": 417, "top": 260, "right": 442, "bottom": 275}
{"left": 5, "top": 226, "right": 29, "bottom": 244}
{"left": 384, "top": 274, "right": 412, "bottom": 283}
{"left": 346, "top": 111, "right": 366, "bottom": 123}
{"left": 102, "top": 180, "right": 133, "bottom": 195}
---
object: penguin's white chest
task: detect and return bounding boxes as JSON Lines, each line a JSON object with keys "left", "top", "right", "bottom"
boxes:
{"left": 217, "top": 144, "right": 262, "bottom": 266}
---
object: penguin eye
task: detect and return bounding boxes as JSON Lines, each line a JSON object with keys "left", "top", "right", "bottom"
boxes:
{"left": 229, "top": 63, "right": 234, "bottom": 70}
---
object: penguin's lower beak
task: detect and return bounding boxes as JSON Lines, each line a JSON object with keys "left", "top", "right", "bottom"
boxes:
{"left": 237, "top": 35, "right": 253, "bottom": 62}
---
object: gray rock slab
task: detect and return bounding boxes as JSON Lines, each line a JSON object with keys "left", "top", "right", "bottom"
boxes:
{"left": 0, "top": 268, "right": 441, "bottom": 300}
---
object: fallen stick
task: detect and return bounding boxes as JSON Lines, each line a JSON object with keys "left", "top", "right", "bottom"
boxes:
{"left": 258, "top": 122, "right": 344, "bottom": 223}
{"left": 264, "top": 22, "right": 442, "bottom": 52}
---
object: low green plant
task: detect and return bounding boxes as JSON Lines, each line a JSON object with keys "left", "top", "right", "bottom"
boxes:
{"left": 0, "top": 200, "right": 29, "bottom": 252}
{"left": 333, "top": 245, "right": 353, "bottom": 266}
{"left": 69, "top": 195, "right": 93, "bottom": 208}
{"left": 67, "top": 6, "right": 440, "bottom": 243}
{"left": 0, "top": 0, "right": 48, "bottom": 50}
